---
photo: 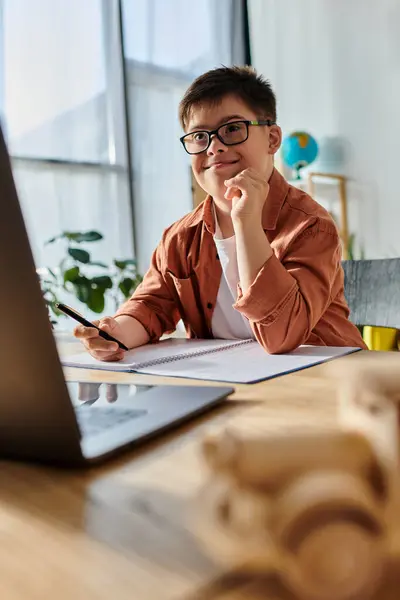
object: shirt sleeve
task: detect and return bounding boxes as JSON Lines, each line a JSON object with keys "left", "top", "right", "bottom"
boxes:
{"left": 233, "top": 219, "right": 342, "bottom": 353}
{"left": 114, "top": 233, "right": 180, "bottom": 342}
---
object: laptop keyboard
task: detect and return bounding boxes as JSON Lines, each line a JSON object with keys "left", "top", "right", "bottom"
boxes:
{"left": 75, "top": 405, "right": 147, "bottom": 437}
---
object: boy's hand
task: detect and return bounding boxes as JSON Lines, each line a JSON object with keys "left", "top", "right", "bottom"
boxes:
{"left": 224, "top": 168, "right": 269, "bottom": 225}
{"left": 73, "top": 316, "right": 126, "bottom": 362}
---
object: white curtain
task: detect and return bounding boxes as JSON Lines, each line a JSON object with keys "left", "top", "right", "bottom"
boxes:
{"left": 0, "top": 0, "right": 134, "bottom": 270}
{"left": 122, "top": 0, "right": 247, "bottom": 272}
{"left": 0, "top": 0, "right": 247, "bottom": 325}
{"left": 11, "top": 161, "right": 133, "bottom": 268}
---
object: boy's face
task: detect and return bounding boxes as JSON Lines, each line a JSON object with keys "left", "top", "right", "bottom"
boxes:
{"left": 185, "top": 94, "right": 281, "bottom": 201}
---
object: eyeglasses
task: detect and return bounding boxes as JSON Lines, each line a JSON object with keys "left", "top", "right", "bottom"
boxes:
{"left": 180, "top": 119, "right": 276, "bottom": 155}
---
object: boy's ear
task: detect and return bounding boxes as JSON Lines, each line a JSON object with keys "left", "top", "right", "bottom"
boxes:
{"left": 268, "top": 125, "right": 282, "bottom": 156}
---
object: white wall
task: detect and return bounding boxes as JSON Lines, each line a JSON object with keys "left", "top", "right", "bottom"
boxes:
{"left": 248, "top": 0, "right": 400, "bottom": 258}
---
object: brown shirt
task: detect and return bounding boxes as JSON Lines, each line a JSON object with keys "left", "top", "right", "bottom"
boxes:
{"left": 116, "top": 168, "right": 366, "bottom": 353}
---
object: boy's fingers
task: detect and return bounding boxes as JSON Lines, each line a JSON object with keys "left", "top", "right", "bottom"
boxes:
{"left": 74, "top": 324, "right": 100, "bottom": 339}
{"left": 86, "top": 338, "right": 119, "bottom": 352}
{"left": 99, "top": 317, "right": 117, "bottom": 332}
{"left": 93, "top": 350, "right": 124, "bottom": 362}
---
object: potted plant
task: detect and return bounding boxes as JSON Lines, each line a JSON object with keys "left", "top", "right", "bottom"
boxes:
{"left": 38, "top": 230, "right": 142, "bottom": 325}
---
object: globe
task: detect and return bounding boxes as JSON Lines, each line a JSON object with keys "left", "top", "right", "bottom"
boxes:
{"left": 281, "top": 131, "right": 318, "bottom": 179}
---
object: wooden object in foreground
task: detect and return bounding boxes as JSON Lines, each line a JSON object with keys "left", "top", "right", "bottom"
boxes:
{"left": 192, "top": 355, "right": 400, "bottom": 600}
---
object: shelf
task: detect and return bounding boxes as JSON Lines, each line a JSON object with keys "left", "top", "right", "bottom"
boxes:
{"left": 288, "top": 177, "right": 342, "bottom": 193}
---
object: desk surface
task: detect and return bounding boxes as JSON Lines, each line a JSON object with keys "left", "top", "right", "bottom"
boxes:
{"left": 1, "top": 344, "right": 398, "bottom": 600}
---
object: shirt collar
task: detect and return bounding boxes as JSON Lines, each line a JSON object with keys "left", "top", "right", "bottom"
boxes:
{"left": 261, "top": 167, "right": 290, "bottom": 230}
{"left": 193, "top": 167, "right": 289, "bottom": 233}
{"left": 200, "top": 195, "right": 216, "bottom": 235}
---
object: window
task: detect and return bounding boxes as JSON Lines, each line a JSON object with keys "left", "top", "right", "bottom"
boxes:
{"left": 121, "top": 0, "right": 247, "bottom": 272}
{"left": 0, "top": 0, "right": 247, "bottom": 316}
{"left": 0, "top": 0, "right": 134, "bottom": 277}
{"left": 3, "top": 0, "right": 107, "bottom": 162}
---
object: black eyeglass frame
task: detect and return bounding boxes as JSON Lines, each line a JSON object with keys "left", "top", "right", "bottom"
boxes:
{"left": 179, "top": 119, "right": 276, "bottom": 155}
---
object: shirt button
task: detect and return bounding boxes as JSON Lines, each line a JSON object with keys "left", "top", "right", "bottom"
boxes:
{"left": 207, "top": 302, "right": 213, "bottom": 309}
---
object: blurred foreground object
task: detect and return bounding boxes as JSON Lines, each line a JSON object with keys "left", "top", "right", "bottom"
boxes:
{"left": 191, "top": 355, "right": 400, "bottom": 600}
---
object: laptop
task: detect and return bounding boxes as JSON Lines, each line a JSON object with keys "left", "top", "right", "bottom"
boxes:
{"left": 0, "top": 124, "right": 233, "bottom": 466}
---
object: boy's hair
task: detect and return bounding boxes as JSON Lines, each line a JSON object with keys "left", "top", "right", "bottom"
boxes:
{"left": 179, "top": 65, "right": 277, "bottom": 130}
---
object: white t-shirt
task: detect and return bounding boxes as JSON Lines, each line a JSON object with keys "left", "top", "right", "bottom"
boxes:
{"left": 211, "top": 208, "right": 256, "bottom": 340}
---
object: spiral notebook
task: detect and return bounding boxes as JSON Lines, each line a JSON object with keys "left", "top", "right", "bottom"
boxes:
{"left": 62, "top": 338, "right": 361, "bottom": 384}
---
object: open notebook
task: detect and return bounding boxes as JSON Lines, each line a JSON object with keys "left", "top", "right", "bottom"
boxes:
{"left": 62, "top": 338, "right": 361, "bottom": 384}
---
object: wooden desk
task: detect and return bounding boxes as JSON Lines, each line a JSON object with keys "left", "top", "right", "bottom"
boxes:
{"left": 1, "top": 348, "right": 398, "bottom": 600}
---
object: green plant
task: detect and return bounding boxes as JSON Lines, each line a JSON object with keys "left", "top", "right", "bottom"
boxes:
{"left": 345, "top": 232, "right": 365, "bottom": 261}
{"left": 346, "top": 233, "right": 356, "bottom": 260}
{"left": 39, "top": 230, "right": 142, "bottom": 322}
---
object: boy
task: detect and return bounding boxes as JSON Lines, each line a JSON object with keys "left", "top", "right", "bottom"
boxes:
{"left": 75, "top": 66, "right": 366, "bottom": 359}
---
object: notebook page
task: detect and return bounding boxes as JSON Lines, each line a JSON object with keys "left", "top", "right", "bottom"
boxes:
{"left": 62, "top": 338, "right": 254, "bottom": 372}
{"left": 135, "top": 344, "right": 361, "bottom": 383}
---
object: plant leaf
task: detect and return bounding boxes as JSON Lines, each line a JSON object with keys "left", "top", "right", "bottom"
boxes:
{"left": 46, "top": 231, "right": 76, "bottom": 244}
{"left": 118, "top": 277, "right": 134, "bottom": 298}
{"left": 63, "top": 266, "right": 80, "bottom": 284}
{"left": 73, "top": 276, "right": 91, "bottom": 303}
{"left": 45, "top": 235, "right": 59, "bottom": 245}
{"left": 45, "top": 298, "right": 63, "bottom": 317}
{"left": 114, "top": 259, "right": 137, "bottom": 270}
{"left": 47, "top": 267, "right": 57, "bottom": 280}
{"left": 87, "top": 288, "right": 105, "bottom": 313}
{"left": 68, "top": 247, "right": 90, "bottom": 264}
{"left": 88, "top": 261, "right": 108, "bottom": 268}
{"left": 91, "top": 275, "right": 113, "bottom": 290}
{"left": 43, "top": 289, "right": 58, "bottom": 302}
{"left": 45, "top": 231, "right": 103, "bottom": 245}
{"left": 65, "top": 230, "right": 103, "bottom": 243}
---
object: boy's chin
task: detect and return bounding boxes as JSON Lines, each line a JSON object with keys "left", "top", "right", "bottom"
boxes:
{"left": 209, "top": 185, "right": 230, "bottom": 201}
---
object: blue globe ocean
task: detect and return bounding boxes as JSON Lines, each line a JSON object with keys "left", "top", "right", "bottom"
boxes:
{"left": 281, "top": 131, "right": 318, "bottom": 178}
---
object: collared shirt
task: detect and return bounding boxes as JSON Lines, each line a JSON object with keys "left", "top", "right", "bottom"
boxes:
{"left": 116, "top": 168, "right": 367, "bottom": 353}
